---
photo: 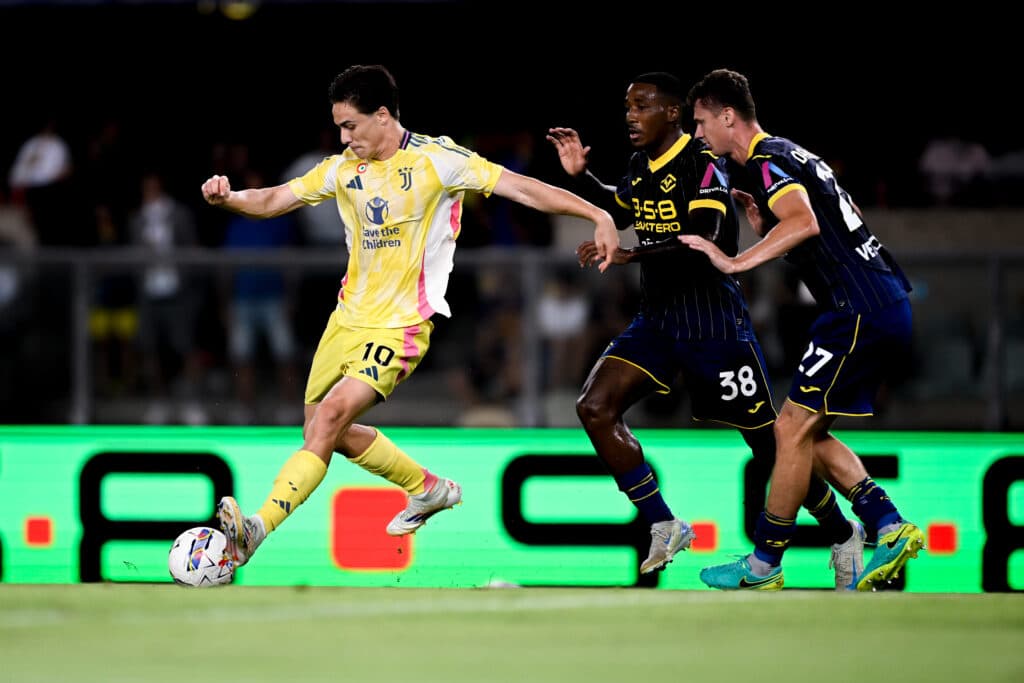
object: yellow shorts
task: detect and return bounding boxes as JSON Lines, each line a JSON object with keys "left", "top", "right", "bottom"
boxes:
{"left": 304, "top": 307, "right": 433, "bottom": 405}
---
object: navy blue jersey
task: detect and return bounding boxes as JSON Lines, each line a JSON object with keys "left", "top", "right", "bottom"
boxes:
{"left": 614, "top": 134, "right": 754, "bottom": 341}
{"left": 744, "top": 134, "right": 911, "bottom": 313}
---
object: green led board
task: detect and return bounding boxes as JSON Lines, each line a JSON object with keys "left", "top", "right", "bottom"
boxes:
{"left": 0, "top": 426, "right": 1021, "bottom": 591}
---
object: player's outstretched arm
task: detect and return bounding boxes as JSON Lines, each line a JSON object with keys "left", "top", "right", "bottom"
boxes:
{"left": 493, "top": 169, "right": 619, "bottom": 271}
{"left": 546, "top": 127, "right": 592, "bottom": 178}
{"left": 576, "top": 240, "right": 632, "bottom": 269}
{"left": 681, "top": 189, "right": 819, "bottom": 274}
{"left": 546, "top": 127, "right": 623, "bottom": 219}
{"left": 201, "top": 174, "right": 305, "bottom": 218}
{"left": 609, "top": 208, "right": 725, "bottom": 266}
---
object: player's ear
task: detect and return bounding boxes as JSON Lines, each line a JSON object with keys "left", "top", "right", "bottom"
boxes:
{"left": 376, "top": 106, "right": 389, "bottom": 124}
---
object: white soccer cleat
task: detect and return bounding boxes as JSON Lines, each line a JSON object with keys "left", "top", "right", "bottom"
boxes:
{"left": 217, "top": 496, "right": 266, "bottom": 567}
{"left": 386, "top": 478, "right": 462, "bottom": 536}
{"left": 640, "top": 518, "right": 696, "bottom": 574}
{"left": 829, "top": 519, "right": 866, "bottom": 591}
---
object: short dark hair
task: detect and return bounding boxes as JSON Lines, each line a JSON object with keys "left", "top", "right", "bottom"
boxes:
{"left": 686, "top": 68, "right": 757, "bottom": 122}
{"left": 328, "top": 64, "right": 400, "bottom": 119}
{"left": 631, "top": 71, "right": 684, "bottom": 105}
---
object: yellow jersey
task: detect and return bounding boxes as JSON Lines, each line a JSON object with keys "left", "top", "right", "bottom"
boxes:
{"left": 288, "top": 130, "right": 504, "bottom": 328}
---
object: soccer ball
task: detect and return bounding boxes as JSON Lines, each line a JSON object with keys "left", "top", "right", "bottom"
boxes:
{"left": 168, "top": 526, "right": 235, "bottom": 587}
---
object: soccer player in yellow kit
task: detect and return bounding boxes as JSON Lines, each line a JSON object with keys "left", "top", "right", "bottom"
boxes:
{"left": 200, "top": 64, "right": 618, "bottom": 568}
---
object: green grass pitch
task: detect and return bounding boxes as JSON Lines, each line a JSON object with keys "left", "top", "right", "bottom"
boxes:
{"left": 1, "top": 585, "right": 1021, "bottom": 682}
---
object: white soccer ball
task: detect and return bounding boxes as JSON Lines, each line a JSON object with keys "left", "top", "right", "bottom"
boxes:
{"left": 168, "top": 526, "right": 235, "bottom": 587}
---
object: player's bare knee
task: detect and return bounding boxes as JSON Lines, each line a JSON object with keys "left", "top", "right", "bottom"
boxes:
{"left": 307, "top": 399, "right": 355, "bottom": 444}
{"left": 335, "top": 423, "right": 375, "bottom": 456}
{"left": 774, "top": 409, "right": 821, "bottom": 449}
{"left": 576, "top": 391, "right": 614, "bottom": 429}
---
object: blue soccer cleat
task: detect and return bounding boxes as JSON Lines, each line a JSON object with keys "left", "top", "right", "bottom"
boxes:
{"left": 700, "top": 555, "right": 784, "bottom": 591}
{"left": 853, "top": 521, "right": 925, "bottom": 591}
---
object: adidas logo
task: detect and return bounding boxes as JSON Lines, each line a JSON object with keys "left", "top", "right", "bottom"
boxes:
{"left": 359, "top": 366, "right": 379, "bottom": 380}
{"left": 346, "top": 176, "right": 363, "bottom": 190}
{"left": 272, "top": 498, "right": 292, "bottom": 513}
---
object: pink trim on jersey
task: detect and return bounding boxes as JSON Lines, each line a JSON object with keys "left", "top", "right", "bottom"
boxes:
{"left": 417, "top": 254, "right": 435, "bottom": 320}
{"left": 761, "top": 161, "right": 771, "bottom": 188}
{"left": 700, "top": 162, "right": 715, "bottom": 188}
{"left": 396, "top": 324, "right": 420, "bottom": 382}
{"left": 337, "top": 273, "right": 348, "bottom": 301}
{"left": 450, "top": 199, "right": 462, "bottom": 239}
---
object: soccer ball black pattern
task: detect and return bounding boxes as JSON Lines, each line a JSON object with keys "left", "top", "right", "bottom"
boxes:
{"left": 168, "top": 526, "right": 235, "bottom": 587}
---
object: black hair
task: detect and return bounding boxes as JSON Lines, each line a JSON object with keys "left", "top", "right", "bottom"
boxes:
{"left": 686, "top": 68, "right": 757, "bottom": 121}
{"left": 631, "top": 71, "right": 685, "bottom": 104}
{"left": 328, "top": 64, "right": 400, "bottom": 119}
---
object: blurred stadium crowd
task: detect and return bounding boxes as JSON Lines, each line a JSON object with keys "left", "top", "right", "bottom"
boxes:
{"left": 0, "top": 1, "right": 1021, "bottom": 430}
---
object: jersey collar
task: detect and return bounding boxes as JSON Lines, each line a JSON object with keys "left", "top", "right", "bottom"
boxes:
{"left": 648, "top": 133, "right": 691, "bottom": 174}
{"left": 746, "top": 132, "right": 771, "bottom": 161}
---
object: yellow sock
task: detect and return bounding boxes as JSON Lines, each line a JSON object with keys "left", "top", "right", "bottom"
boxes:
{"left": 349, "top": 430, "right": 426, "bottom": 494}
{"left": 256, "top": 449, "right": 327, "bottom": 532}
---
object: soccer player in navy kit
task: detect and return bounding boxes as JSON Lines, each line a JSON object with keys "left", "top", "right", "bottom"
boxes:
{"left": 548, "top": 72, "right": 862, "bottom": 582}
{"left": 681, "top": 68, "right": 924, "bottom": 590}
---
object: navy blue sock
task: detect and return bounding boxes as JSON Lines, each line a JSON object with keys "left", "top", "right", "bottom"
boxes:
{"left": 849, "top": 477, "right": 901, "bottom": 534}
{"left": 752, "top": 510, "right": 797, "bottom": 566}
{"left": 805, "top": 478, "right": 852, "bottom": 545}
{"left": 614, "top": 462, "right": 673, "bottom": 525}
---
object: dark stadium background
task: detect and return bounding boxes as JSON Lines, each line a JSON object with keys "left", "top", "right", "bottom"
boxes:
{"left": 2, "top": 4, "right": 1024, "bottom": 615}
{"left": 0, "top": 1, "right": 1015, "bottom": 209}
{"left": 1, "top": 1, "right": 1021, "bottom": 429}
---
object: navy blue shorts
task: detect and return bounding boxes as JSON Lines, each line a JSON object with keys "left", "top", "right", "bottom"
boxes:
{"left": 602, "top": 313, "right": 776, "bottom": 429}
{"left": 787, "top": 298, "right": 912, "bottom": 416}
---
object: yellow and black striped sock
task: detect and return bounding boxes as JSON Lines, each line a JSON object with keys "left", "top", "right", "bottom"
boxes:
{"left": 256, "top": 449, "right": 327, "bottom": 532}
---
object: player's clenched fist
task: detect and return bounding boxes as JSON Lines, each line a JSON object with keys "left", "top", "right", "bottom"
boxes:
{"left": 201, "top": 175, "right": 232, "bottom": 205}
